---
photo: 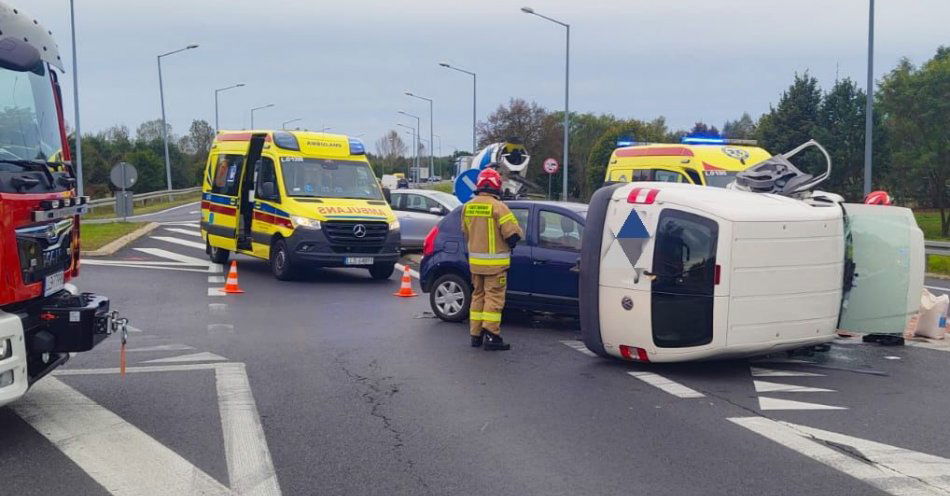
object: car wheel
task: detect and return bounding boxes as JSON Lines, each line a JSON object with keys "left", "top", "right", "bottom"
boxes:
{"left": 270, "top": 238, "right": 294, "bottom": 280}
{"left": 208, "top": 241, "right": 230, "bottom": 264}
{"left": 430, "top": 273, "right": 470, "bottom": 322}
{"left": 369, "top": 263, "right": 395, "bottom": 280}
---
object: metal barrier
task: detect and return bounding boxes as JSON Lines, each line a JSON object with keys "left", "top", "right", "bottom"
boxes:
{"left": 926, "top": 240, "right": 950, "bottom": 257}
{"left": 87, "top": 186, "right": 201, "bottom": 208}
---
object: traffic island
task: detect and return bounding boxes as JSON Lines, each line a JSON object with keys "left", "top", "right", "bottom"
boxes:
{"left": 81, "top": 222, "right": 158, "bottom": 257}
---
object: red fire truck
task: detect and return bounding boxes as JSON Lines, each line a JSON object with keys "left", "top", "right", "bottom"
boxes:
{"left": 0, "top": 2, "right": 124, "bottom": 407}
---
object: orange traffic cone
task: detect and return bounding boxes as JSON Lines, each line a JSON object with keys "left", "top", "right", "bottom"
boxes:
{"left": 393, "top": 264, "right": 418, "bottom": 297}
{"left": 223, "top": 260, "right": 244, "bottom": 294}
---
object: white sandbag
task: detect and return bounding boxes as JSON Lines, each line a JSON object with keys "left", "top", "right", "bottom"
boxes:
{"left": 914, "top": 289, "right": 948, "bottom": 339}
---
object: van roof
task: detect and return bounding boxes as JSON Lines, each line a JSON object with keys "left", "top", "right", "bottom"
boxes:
{"left": 623, "top": 182, "right": 841, "bottom": 222}
{"left": 214, "top": 130, "right": 353, "bottom": 142}
{"left": 213, "top": 130, "right": 365, "bottom": 157}
{"left": 609, "top": 143, "right": 773, "bottom": 173}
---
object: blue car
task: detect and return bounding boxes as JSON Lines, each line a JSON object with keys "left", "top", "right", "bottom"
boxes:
{"left": 419, "top": 201, "right": 587, "bottom": 322}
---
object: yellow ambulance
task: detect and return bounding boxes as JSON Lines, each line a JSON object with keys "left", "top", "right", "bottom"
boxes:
{"left": 201, "top": 130, "right": 400, "bottom": 280}
{"left": 604, "top": 137, "right": 772, "bottom": 187}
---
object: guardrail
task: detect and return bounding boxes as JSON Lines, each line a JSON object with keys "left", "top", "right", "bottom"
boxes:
{"left": 87, "top": 186, "right": 201, "bottom": 208}
{"left": 926, "top": 240, "right": 950, "bottom": 257}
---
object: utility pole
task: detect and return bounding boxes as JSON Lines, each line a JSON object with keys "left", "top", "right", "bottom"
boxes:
{"left": 863, "top": 0, "right": 875, "bottom": 195}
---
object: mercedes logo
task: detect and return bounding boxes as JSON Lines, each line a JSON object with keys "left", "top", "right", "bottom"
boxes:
{"left": 45, "top": 224, "right": 58, "bottom": 242}
{"left": 352, "top": 224, "right": 367, "bottom": 238}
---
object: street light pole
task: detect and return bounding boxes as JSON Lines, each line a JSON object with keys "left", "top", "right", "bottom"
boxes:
{"left": 397, "top": 123, "right": 416, "bottom": 179}
{"left": 863, "top": 0, "right": 875, "bottom": 195}
{"left": 398, "top": 110, "right": 421, "bottom": 179}
{"left": 68, "top": 0, "right": 83, "bottom": 195}
{"left": 282, "top": 118, "right": 302, "bottom": 130}
{"left": 405, "top": 91, "right": 434, "bottom": 178}
{"left": 439, "top": 63, "right": 476, "bottom": 154}
{"left": 522, "top": 7, "right": 570, "bottom": 200}
{"left": 158, "top": 44, "right": 198, "bottom": 191}
{"left": 250, "top": 104, "right": 275, "bottom": 129}
{"left": 214, "top": 83, "right": 245, "bottom": 132}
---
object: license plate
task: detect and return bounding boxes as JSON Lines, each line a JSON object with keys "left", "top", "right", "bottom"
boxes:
{"left": 44, "top": 271, "right": 64, "bottom": 296}
{"left": 345, "top": 257, "right": 374, "bottom": 266}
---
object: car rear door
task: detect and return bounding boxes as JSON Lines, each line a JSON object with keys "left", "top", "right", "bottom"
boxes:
{"left": 531, "top": 208, "right": 583, "bottom": 301}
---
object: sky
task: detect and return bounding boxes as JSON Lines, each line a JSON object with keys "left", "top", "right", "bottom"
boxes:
{"left": 23, "top": 0, "right": 950, "bottom": 156}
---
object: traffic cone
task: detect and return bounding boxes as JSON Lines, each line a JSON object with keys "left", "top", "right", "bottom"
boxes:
{"left": 393, "top": 264, "right": 418, "bottom": 297}
{"left": 223, "top": 261, "right": 244, "bottom": 294}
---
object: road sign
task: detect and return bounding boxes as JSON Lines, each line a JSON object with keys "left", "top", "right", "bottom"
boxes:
{"left": 454, "top": 168, "right": 481, "bottom": 203}
{"left": 110, "top": 162, "right": 137, "bottom": 189}
{"left": 543, "top": 158, "right": 559, "bottom": 174}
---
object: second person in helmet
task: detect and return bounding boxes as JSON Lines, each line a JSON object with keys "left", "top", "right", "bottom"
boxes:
{"left": 462, "top": 166, "right": 524, "bottom": 350}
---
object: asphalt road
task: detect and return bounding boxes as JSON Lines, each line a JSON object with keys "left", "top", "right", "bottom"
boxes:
{"left": 3, "top": 219, "right": 950, "bottom": 495}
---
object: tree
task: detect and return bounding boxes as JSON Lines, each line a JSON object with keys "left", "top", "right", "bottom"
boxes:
{"left": 756, "top": 72, "right": 824, "bottom": 173}
{"left": 878, "top": 47, "right": 950, "bottom": 235}
{"left": 815, "top": 78, "right": 870, "bottom": 201}
{"left": 374, "top": 130, "right": 407, "bottom": 176}
{"left": 585, "top": 118, "right": 671, "bottom": 196}
{"left": 689, "top": 122, "right": 720, "bottom": 136}
{"left": 136, "top": 119, "right": 172, "bottom": 143}
{"left": 722, "top": 113, "right": 756, "bottom": 139}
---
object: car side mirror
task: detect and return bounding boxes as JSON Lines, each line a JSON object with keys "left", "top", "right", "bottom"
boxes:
{"left": 382, "top": 187, "right": 392, "bottom": 204}
{"left": 260, "top": 181, "right": 276, "bottom": 199}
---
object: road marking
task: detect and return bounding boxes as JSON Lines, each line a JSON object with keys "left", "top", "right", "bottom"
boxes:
{"left": 210, "top": 263, "right": 224, "bottom": 274}
{"left": 924, "top": 285, "right": 949, "bottom": 293}
{"left": 145, "top": 352, "right": 228, "bottom": 363}
{"left": 209, "top": 287, "right": 225, "bottom": 296}
{"left": 729, "top": 416, "right": 950, "bottom": 495}
{"left": 189, "top": 210, "right": 199, "bottom": 214}
{"left": 209, "top": 276, "right": 225, "bottom": 283}
{"left": 757, "top": 396, "right": 846, "bottom": 410}
{"left": 208, "top": 324, "right": 235, "bottom": 333}
{"left": 164, "top": 227, "right": 202, "bottom": 237}
{"left": 561, "top": 340, "right": 598, "bottom": 357}
{"left": 627, "top": 371, "right": 705, "bottom": 399}
{"left": 135, "top": 247, "right": 212, "bottom": 266}
{"left": 162, "top": 221, "right": 201, "bottom": 227}
{"left": 12, "top": 377, "right": 231, "bottom": 495}
{"left": 751, "top": 366, "right": 825, "bottom": 377}
{"left": 216, "top": 363, "right": 282, "bottom": 495}
{"left": 80, "top": 260, "right": 211, "bottom": 273}
{"left": 152, "top": 235, "right": 206, "bottom": 250}
{"left": 753, "top": 380, "right": 835, "bottom": 393}
{"left": 125, "top": 344, "right": 195, "bottom": 353}
{"left": 394, "top": 263, "right": 420, "bottom": 279}
{"left": 209, "top": 303, "right": 228, "bottom": 315}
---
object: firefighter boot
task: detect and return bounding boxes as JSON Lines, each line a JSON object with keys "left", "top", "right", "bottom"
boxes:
{"left": 471, "top": 331, "right": 485, "bottom": 348}
{"left": 483, "top": 332, "right": 510, "bottom": 351}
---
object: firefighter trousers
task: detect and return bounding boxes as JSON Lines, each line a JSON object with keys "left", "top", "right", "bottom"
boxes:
{"left": 469, "top": 271, "right": 507, "bottom": 336}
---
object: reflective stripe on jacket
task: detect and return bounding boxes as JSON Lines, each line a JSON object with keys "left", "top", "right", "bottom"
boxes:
{"left": 461, "top": 193, "right": 523, "bottom": 275}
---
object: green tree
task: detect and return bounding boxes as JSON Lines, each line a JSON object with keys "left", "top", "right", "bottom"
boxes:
{"left": 722, "top": 113, "right": 756, "bottom": 139}
{"left": 878, "top": 47, "right": 950, "bottom": 235}
{"left": 756, "top": 72, "right": 824, "bottom": 173}
{"left": 586, "top": 118, "right": 671, "bottom": 197}
{"left": 815, "top": 78, "right": 871, "bottom": 201}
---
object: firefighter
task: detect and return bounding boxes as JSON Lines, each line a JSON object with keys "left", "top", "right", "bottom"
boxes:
{"left": 462, "top": 167, "right": 524, "bottom": 350}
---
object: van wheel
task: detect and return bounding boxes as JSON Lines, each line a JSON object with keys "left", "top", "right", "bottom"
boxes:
{"left": 270, "top": 239, "right": 294, "bottom": 280}
{"left": 208, "top": 242, "right": 230, "bottom": 264}
{"left": 369, "top": 263, "right": 395, "bottom": 280}
{"left": 430, "top": 273, "right": 470, "bottom": 322}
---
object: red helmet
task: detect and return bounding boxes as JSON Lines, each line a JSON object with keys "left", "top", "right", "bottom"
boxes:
{"left": 863, "top": 190, "right": 892, "bottom": 205}
{"left": 476, "top": 167, "right": 502, "bottom": 191}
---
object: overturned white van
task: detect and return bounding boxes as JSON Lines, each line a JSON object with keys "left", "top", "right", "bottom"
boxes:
{"left": 579, "top": 182, "right": 924, "bottom": 363}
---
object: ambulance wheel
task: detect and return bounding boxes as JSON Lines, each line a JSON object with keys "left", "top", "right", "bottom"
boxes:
{"left": 270, "top": 239, "right": 295, "bottom": 280}
{"left": 369, "top": 263, "right": 395, "bottom": 280}
{"left": 208, "top": 242, "right": 230, "bottom": 264}
{"left": 430, "top": 273, "right": 470, "bottom": 322}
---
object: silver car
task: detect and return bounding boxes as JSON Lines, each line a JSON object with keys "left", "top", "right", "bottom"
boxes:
{"left": 390, "top": 189, "right": 461, "bottom": 250}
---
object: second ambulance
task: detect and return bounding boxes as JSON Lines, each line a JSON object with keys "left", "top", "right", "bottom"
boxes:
{"left": 201, "top": 131, "right": 400, "bottom": 280}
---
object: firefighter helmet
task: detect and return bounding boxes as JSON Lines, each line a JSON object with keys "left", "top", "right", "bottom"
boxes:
{"left": 476, "top": 167, "right": 502, "bottom": 192}
{"left": 863, "top": 190, "right": 892, "bottom": 205}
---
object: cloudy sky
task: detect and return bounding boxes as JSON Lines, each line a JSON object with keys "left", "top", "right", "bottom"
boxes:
{"left": 25, "top": 0, "right": 950, "bottom": 154}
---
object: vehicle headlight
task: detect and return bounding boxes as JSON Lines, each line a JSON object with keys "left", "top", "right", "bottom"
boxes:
{"left": 291, "top": 216, "right": 321, "bottom": 230}
{"left": 388, "top": 219, "right": 400, "bottom": 231}
{"left": 0, "top": 339, "right": 11, "bottom": 360}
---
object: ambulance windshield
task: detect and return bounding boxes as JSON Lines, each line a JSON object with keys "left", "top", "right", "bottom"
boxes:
{"left": 279, "top": 158, "right": 384, "bottom": 200}
{"left": 0, "top": 65, "right": 62, "bottom": 163}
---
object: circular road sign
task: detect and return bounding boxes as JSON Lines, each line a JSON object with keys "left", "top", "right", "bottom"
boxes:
{"left": 543, "top": 158, "right": 559, "bottom": 174}
{"left": 110, "top": 162, "right": 138, "bottom": 190}
{"left": 454, "top": 168, "right": 482, "bottom": 203}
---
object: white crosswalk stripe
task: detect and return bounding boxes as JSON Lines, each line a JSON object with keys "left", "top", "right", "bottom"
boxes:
{"left": 753, "top": 380, "right": 835, "bottom": 393}
{"left": 758, "top": 397, "right": 846, "bottom": 410}
{"left": 628, "top": 371, "right": 705, "bottom": 399}
{"left": 152, "top": 235, "right": 206, "bottom": 250}
{"left": 164, "top": 227, "right": 202, "bottom": 237}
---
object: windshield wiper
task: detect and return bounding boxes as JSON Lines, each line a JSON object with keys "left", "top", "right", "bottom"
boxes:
{"left": 0, "top": 159, "right": 58, "bottom": 185}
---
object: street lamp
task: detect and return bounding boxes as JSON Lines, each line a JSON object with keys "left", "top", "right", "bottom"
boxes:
{"left": 158, "top": 43, "right": 199, "bottom": 190}
{"left": 405, "top": 91, "right": 434, "bottom": 178}
{"left": 863, "top": 0, "right": 875, "bottom": 195}
{"left": 397, "top": 123, "right": 417, "bottom": 179}
{"left": 438, "top": 62, "right": 476, "bottom": 154}
{"left": 282, "top": 118, "right": 302, "bottom": 130}
{"left": 250, "top": 104, "right": 274, "bottom": 129}
{"left": 521, "top": 6, "right": 570, "bottom": 200}
{"left": 397, "top": 110, "right": 421, "bottom": 173}
{"left": 214, "top": 83, "right": 245, "bottom": 132}
{"left": 68, "top": 0, "right": 83, "bottom": 195}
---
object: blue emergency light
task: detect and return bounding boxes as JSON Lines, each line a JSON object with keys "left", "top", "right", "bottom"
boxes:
{"left": 615, "top": 135, "right": 636, "bottom": 148}
{"left": 348, "top": 138, "right": 365, "bottom": 155}
{"left": 681, "top": 135, "right": 726, "bottom": 145}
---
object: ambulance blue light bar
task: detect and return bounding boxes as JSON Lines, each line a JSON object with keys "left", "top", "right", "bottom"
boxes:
{"left": 348, "top": 138, "right": 365, "bottom": 155}
{"left": 681, "top": 135, "right": 758, "bottom": 146}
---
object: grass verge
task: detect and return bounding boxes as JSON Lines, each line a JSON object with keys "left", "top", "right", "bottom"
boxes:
{"left": 85, "top": 191, "right": 201, "bottom": 219}
{"left": 929, "top": 255, "right": 950, "bottom": 277}
{"left": 81, "top": 222, "right": 148, "bottom": 251}
{"left": 914, "top": 210, "right": 949, "bottom": 241}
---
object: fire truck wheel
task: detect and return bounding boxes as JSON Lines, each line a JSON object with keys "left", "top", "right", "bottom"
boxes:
{"left": 270, "top": 238, "right": 295, "bottom": 280}
{"left": 208, "top": 241, "right": 230, "bottom": 264}
{"left": 368, "top": 263, "right": 395, "bottom": 280}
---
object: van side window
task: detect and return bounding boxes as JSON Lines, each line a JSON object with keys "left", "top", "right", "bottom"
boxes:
{"left": 684, "top": 169, "right": 702, "bottom": 185}
{"left": 633, "top": 169, "right": 651, "bottom": 182}
{"left": 653, "top": 169, "right": 686, "bottom": 183}
{"left": 211, "top": 154, "right": 244, "bottom": 196}
{"left": 255, "top": 157, "right": 278, "bottom": 200}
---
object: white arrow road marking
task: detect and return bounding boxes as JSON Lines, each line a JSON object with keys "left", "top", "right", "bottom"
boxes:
{"left": 152, "top": 236, "right": 207, "bottom": 250}
{"left": 54, "top": 362, "right": 282, "bottom": 495}
{"left": 134, "top": 247, "right": 211, "bottom": 266}
{"left": 561, "top": 340, "right": 598, "bottom": 357}
{"left": 628, "top": 371, "right": 705, "bottom": 399}
{"left": 144, "top": 352, "right": 228, "bottom": 363}
{"left": 730, "top": 417, "right": 950, "bottom": 495}
{"left": 751, "top": 367, "right": 825, "bottom": 377}
{"left": 758, "top": 397, "right": 847, "bottom": 410}
{"left": 753, "top": 380, "right": 835, "bottom": 393}
{"left": 164, "top": 227, "right": 202, "bottom": 237}
{"left": 12, "top": 377, "right": 232, "bottom": 495}
{"left": 125, "top": 344, "right": 195, "bottom": 353}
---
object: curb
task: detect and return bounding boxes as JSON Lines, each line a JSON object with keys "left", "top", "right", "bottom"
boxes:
{"left": 81, "top": 222, "right": 159, "bottom": 257}
{"left": 926, "top": 272, "right": 950, "bottom": 280}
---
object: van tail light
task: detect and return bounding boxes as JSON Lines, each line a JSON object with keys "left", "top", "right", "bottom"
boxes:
{"left": 422, "top": 225, "right": 439, "bottom": 257}
{"left": 619, "top": 345, "right": 650, "bottom": 362}
{"left": 714, "top": 264, "right": 721, "bottom": 285}
{"left": 627, "top": 187, "right": 659, "bottom": 204}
